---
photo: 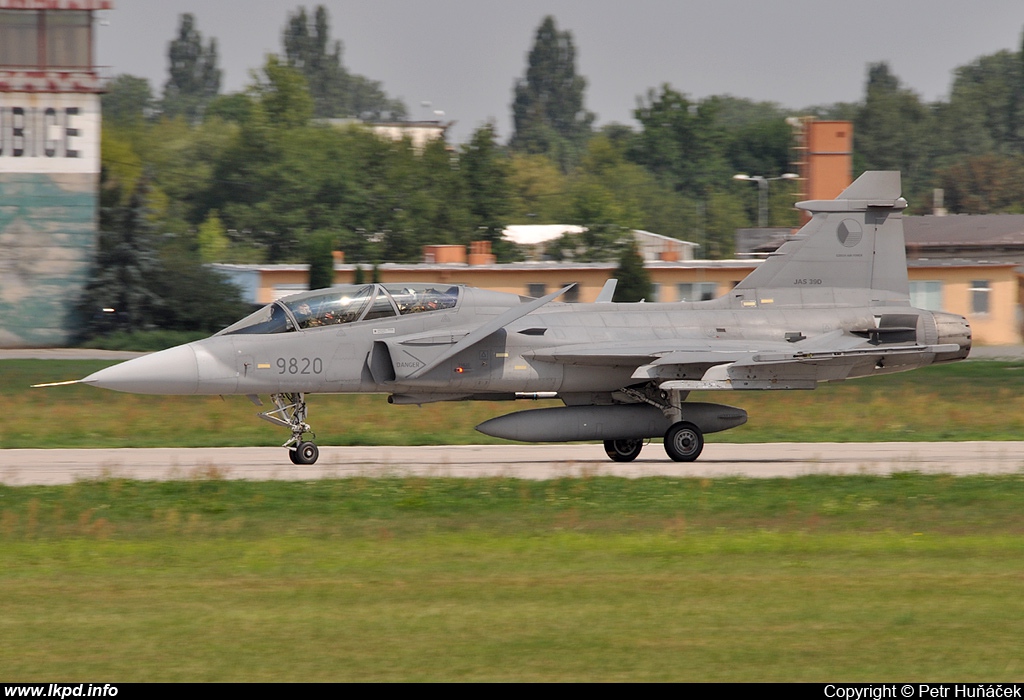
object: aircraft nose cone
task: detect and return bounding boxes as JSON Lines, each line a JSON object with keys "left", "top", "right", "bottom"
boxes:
{"left": 81, "top": 344, "right": 200, "bottom": 395}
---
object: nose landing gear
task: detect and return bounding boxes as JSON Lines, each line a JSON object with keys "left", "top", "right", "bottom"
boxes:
{"left": 257, "top": 392, "right": 320, "bottom": 464}
{"left": 290, "top": 440, "right": 319, "bottom": 465}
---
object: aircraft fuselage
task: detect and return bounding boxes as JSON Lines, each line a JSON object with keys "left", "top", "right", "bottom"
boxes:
{"left": 87, "top": 290, "right": 970, "bottom": 399}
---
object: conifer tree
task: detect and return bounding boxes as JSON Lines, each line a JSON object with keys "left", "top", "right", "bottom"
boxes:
{"left": 510, "top": 16, "right": 594, "bottom": 170}
{"left": 611, "top": 242, "right": 652, "bottom": 302}
{"left": 282, "top": 5, "right": 407, "bottom": 119}
{"left": 78, "top": 176, "right": 164, "bottom": 335}
{"left": 306, "top": 229, "right": 338, "bottom": 290}
{"left": 162, "top": 14, "right": 221, "bottom": 122}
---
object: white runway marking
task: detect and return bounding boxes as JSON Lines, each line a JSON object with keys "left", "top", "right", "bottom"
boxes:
{"left": 3, "top": 442, "right": 1024, "bottom": 485}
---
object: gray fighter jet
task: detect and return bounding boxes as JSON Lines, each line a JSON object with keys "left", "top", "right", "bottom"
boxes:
{"left": 55, "top": 171, "right": 971, "bottom": 464}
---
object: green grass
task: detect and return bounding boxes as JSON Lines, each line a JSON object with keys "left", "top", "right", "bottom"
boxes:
{"left": 3, "top": 474, "right": 1024, "bottom": 681}
{"left": 5, "top": 358, "right": 1024, "bottom": 447}
{"left": 7, "top": 360, "right": 1024, "bottom": 680}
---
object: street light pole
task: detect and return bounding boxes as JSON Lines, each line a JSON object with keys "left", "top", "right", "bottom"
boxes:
{"left": 733, "top": 173, "right": 799, "bottom": 227}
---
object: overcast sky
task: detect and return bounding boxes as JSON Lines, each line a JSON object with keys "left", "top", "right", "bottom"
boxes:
{"left": 96, "top": 0, "right": 1024, "bottom": 143}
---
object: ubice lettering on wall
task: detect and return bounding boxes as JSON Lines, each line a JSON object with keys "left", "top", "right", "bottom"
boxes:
{"left": 0, "top": 93, "right": 98, "bottom": 173}
{"left": 0, "top": 105, "right": 82, "bottom": 157}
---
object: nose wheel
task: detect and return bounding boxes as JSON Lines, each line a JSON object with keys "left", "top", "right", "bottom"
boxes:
{"left": 289, "top": 441, "right": 319, "bottom": 465}
{"left": 258, "top": 392, "right": 320, "bottom": 465}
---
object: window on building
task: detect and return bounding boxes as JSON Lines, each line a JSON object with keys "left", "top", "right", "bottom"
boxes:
{"left": 971, "top": 280, "right": 990, "bottom": 314}
{"left": 0, "top": 10, "right": 91, "bottom": 69}
{"left": 909, "top": 281, "right": 943, "bottom": 311}
{"left": 527, "top": 283, "right": 546, "bottom": 298}
{"left": 562, "top": 283, "right": 580, "bottom": 303}
{"left": 0, "top": 10, "right": 39, "bottom": 67}
{"left": 46, "top": 11, "right": 91, "bottom": 69}
{"left": 649, "top": 283, "right": 661, "bottom": 302}
{"left": 676, "top": 282, "right": 717, "bottom": 302}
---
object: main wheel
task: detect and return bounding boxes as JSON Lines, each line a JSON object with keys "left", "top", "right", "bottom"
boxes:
{"left": 292, "top": 441, "right": 320, "bottom": 465}
{"left": 604, "top": 439, "right": 643, "bottom": 462}
{"left": 664, "top": 422, "right": 704, "bottom": 462}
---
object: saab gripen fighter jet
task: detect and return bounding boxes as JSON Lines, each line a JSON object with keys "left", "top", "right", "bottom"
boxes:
{"left": 52, "top": 171, "right": 971, "bottom": 464}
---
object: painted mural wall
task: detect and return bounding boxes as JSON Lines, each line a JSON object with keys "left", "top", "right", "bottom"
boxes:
{"left": 0, "top": 91, "right": 99, "bottom": 347}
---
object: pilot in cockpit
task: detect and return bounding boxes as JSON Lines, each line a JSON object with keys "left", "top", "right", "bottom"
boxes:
{"left": 296, "top": 302, "right": 323, "bottom": 328}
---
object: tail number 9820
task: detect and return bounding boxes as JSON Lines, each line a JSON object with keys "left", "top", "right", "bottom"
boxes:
{"left": 277, "top": 357, "right": 324, "bottom": 375}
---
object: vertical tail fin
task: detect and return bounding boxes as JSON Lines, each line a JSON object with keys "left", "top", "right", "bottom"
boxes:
{"left": 734, "top": 171, "right": 909, "bottom": 298}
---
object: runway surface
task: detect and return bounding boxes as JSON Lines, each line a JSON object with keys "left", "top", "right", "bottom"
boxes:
{"left": 3, "top": 442, "right": 1024, "bottom": 485}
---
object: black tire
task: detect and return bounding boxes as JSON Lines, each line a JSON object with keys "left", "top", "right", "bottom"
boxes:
{"left": 604, "top": 438, "right": 643, "bottom": 462}
{"left": 293, "top": 441, "right": 320, "bottom": 465}
{"left": 288, "top": 447, "right": 301, "bottom": 464}
{"left": 664, "top": 422, "right": 704, "bottom": 462}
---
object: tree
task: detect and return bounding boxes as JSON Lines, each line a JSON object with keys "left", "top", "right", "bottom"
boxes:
{"left": 77, "top": 176, "right": 164, "bottom": 336}
{"left": 725, "top": 119, "right": 794, "bottom": 184}
{"left": 576, "top": 133, "right": 708, "bottom": 244}
{"left": 118, "top": 108, "right": 238, "bottom": 233}
{"left": 282, "top": 4, "right": 407, "bottom": 120}
{"left": 544, "top": 224, "right": 627, "bottom": 263}
{"left": 507, "top": 153, "right": 568, "bottom": 222}
{"left": 347, "top": 74, "right": 408, "bottom": 121}
{"left": 940, "top": 49, "right": 1023, "bottom": 159}
{"left": 249, "top": 55, "right": 315, "bottom": 129}
{"left": 102, "top": 75, "right": 154, "bottom": 128}
{"left": 510, "top": 16, "right": 594, "bottom": 170}
{"left": 100, "top": 128, "right": 145, "bottom": 204}
{"left": 306, "top": 228, "right": 338, "bottom": 290}
{"left": 630, "top": 86, "right": 729, "bottom": 199}
{"left": 196, "top": 210, "right": 229, "bottom": 262}
{"left": 854, "top": 63, "right": 933, "bottom": 199}
{"left": 702, "top": 190, "right": 747, "bottom": 259}
{"left": 711, "top": 96, "right": 788, "bottom": 128}
{"left": 283, "top": 5, "right": 345, "bottom": 118}
{"left": 461, "top": 124, "right": 513, "bottom": 258}
{"left": 162, "top": 13, "right": 221, "bottom": 122}
{"left": 150, "top": 257, "right": 248, "bottom": 334}
{"left": 935, "top": 154, "right": 1024, "bottom": 214}
{"left": 409, "top": 138, "right": 471, "bottom": 246}
{"left": 1017, "top": 26, "right": 1024, "bottom": 152}
{"left": 204, "top": 93, "right": 253, "bottom": 123}
{"left": 611, "top": 242, "right": 651, "bottom": 302}
{"left": 77, "top": 171, "right": 249, "bottom": 340}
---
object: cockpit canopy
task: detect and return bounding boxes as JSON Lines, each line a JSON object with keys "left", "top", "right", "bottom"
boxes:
{"left": 218, "top": 283, "right": 461, "bottom": 335}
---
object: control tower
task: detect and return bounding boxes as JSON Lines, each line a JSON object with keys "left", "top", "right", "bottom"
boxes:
{"left": 0, "top": 1, "right": 112, "bottom": 347}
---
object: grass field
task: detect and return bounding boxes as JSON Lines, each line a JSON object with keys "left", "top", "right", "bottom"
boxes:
{"left": 5, "top": 358, "right": 1024, "bottom": 448}
{"left": 5, "top": 359, "right": 1024, "bottom": 680}
{"left": 2, "top": 474, "right": 1024, "bottom": 681}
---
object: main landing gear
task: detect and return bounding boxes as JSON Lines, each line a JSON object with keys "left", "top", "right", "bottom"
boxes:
{"left": 663, "top": 422, "right": 703, "bottom": 462}
{"left": 604, "top": 438, "right": 644, "bottom": 462}
{"left": 610, "top": 386, "right": 706, "bottom": 463}
{"left": 257, "top": 392, "right": 320, "bottom": 465}
{"left": 602, "top": 423, "right": 704, "bottom": 463}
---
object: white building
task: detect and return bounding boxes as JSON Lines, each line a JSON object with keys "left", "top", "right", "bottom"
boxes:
{"left": 502, "top": 224, "right": 697, "bottom": 262}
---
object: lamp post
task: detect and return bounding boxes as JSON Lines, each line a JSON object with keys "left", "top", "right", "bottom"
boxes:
{"left": 733, "top": 173, "right": 799, "bottom": 227}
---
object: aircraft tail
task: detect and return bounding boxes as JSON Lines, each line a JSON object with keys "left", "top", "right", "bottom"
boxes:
{"left": 733, "top": 171, "right": 909, "bottom": 299}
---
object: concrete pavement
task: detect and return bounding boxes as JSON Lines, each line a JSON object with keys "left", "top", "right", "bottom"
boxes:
{"left": 3, "top": 442, "right": 1024, "bottom": 486}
